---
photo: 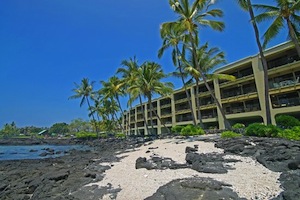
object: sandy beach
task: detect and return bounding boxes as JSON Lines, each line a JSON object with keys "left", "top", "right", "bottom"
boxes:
{"left": 87, "top": 137, "right": 282, "bottom": 200}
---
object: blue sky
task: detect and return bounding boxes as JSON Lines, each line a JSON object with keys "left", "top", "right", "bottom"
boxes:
{"left": 0, "top": 0, "right": 286, "bottom": 128}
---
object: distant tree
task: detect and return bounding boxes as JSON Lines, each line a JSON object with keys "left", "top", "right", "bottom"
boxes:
{"left": 49, "top": 123, "right": 69, "bottom": 135}
{"left": 0, "top": 122, "right": 19, "bottom": 138}
{"left": 19, "top": 126, "right": 44, "bottom": 135}
{"left": 68, "top": 118, "right": 92, "bottom": 133}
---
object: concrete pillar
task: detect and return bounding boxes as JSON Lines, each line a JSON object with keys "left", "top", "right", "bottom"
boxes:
{"left": 214, "top": 79, "right": 225, "bottom": 129}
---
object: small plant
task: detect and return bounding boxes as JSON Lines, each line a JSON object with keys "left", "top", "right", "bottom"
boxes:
{"left": 278, "top": 126, "right": 300, "bottom": 141}
{"left": 245, "top": 123, "right": 281, "bottom": 137}
{"left": 232, "top": 123, "right": 245, "bottom": 129}
{"left": 180, "top": 125, "right": 204, "bottom": 136}
{"left": 171, "top": 125, "right": 184, "bottom": 134}
{"left": 245, "top": 123, "right": 266, "bottom": 137}
{"left": 75, "top": 131, "right": 97, "bottom": 139}
{"left": 221, "top": 131, "right": 242, "bottom": 138}
{"left": 100, "top": 133, "right": 108, "bottom": 139}
{"left": 115, "top": 133, "right": 126, "bottom": 139}
{"left": 276, "top": 115, "right": 300, "bottom": 129}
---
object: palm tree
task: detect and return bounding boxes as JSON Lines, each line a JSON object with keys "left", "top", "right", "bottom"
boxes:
{"left": 99, "top": 76, "right": 125, "bottom": 131}
{"left": 184, "top": 43, "right": 235, "bottom": 127}
{"left": 253, "top": 0, "right": 300, "bottom": 56}
{"left": 166, "top": 0, "right": 231, "bottom": 129}
{"left": 117, "top": 57, "right": 141, "bottom": 135}
{"left": 158, "top": 22, "right": 197, "bottom": 125}
{"left": 69, "top": 78, "right": 99, "bottom": 134}
{"left": 237, "top": 0, "right": 272, "bottom": 125}
{"left": 98, "top": 97, "right": 120, "bottom": 132}
{"left": 128, "top": 61, "right": 174, "bottom": 135}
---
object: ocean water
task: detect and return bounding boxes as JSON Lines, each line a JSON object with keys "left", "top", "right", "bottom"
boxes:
{"left": 0, "top": 145, "right": 89, "bottom": 161}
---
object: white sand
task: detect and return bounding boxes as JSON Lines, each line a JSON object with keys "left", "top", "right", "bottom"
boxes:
{"left": 86, "top": 137, "right": 282, "bottom": 200}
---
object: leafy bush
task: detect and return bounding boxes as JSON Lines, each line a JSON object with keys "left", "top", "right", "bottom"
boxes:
{"left": 116, "top": 133, "right": 126, "bottom": 139}
{"left": 276, "top": 115, "right": 300, "bottom": 129}
{"left": 100, "top": 133, "right": 108, "bottom": 139}
{"left": 264, "top": 124, "right": 282, "bottom": 137}
{"left": 75, "top": 132, "right": 97, "bottom": 139}
{"left": 245, "top": 123, "right": 265, "bottom": 136}
{"left": 171, "top": 125, "right": 184, "bottom": 134}
{"left": 245, "top": 123, "right": 281, "bottom": 137}
{"left": 180, "top": 125, "right": 204, "bottom": 136}
{"left": 278, "top": 126, "right": 300, "bottom": 141}
{"left": 221, "top": 131, "right": 242, "bottom": 138}
{"left": 232, "top": 123, "right": 245, "bottom": 129}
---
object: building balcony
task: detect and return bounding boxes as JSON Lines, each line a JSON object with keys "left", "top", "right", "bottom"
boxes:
{"left": 221, "top": 92, "right": 258, "bottom": 103}
{"left": 175, "top": 98, "right": 188, "bottom": 104}
{"left": 270, "top": 77, "right": 299, "bottom": 89}
{"left": 199, "top": 104, "right": 217, "bottom": 110}
{"left": 160, "top": 104, "right": 171, "bottom": 109}
{"left": 175, "top": 109, "right": 191, "bottom": 115}
{"left": 219, "top": 75, "right": 254, "bottom": 88}
{"left": 272, "top": 97, "right": 300, "bottom": 108}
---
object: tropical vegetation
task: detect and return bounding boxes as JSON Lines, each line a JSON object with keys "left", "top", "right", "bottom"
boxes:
{"left": 65, "top": 0, "right": 300, "bottom": 137}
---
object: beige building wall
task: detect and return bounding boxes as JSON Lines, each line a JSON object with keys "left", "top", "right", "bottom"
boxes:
{"left": 122, "top": 42, "right": 300, "bottom": 135}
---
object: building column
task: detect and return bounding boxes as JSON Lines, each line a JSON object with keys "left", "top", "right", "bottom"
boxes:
{"left": 252, "top": 56, "right": 274, "bottom": 124}
{"left": 157, "top": 100, "right": 162, "bottom": 135}
{"left": 214, "top": 79, "right": 225, "bottom": 129}
{"left": 171, "top": 94, "right": 176, "bottom": 126}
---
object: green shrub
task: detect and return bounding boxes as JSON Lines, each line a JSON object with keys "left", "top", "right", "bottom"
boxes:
{"left": 221, "top": 131, "right": 242, "bottom": 138}
{"left": 171, "top": 125, "right": 184, "bottom": 134}
{"left": 232, "top": 123, "right": 245, "bottom": 129}
{"left": 245, "top": 123, "right": 266, "bottom": 137}
{"left": 116, "top": 133, "right": 126, "bottom": 139}
{"left": 245, "top": 123, "right": 281, "bottom": 137}
{"left": 278, "top": 126, "right": 300, "bottom": 140}
{"left": 180, "top": 125, "right": 204, "bottom": 136}
{"left": 75, "top": 132, "right": 97, "bottom": 139}
{"left": 264, "top": 124, "right": 282, "bottom": 137}
{"left": 276, "top": 115, "right": 300, "bottom": 129}
{"left": 100, "top": 133, "right": 108, "bottom": 139}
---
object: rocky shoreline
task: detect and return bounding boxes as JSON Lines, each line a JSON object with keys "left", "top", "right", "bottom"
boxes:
{"left": 0, "top": 136, "right": 299, "bottom": 199}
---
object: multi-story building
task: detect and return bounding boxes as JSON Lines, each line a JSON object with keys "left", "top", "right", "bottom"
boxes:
{"left": 122, "top": 42, "right": 300, "bottom": 135}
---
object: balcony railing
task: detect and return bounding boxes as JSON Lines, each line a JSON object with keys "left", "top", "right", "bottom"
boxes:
{"left": 272, "top": 97, "right": 300, "bottom": 108}
{"left": 268, "top": 54, "right": 300, "bottom": 69}
{"left": 270, "top": 77, "right": 299, "bottom": 89}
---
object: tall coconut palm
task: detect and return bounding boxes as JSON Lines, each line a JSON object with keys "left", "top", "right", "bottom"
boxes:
{"left": 117, "top": 57, "right": 141, "bottom": 135}
{"left": 184, "top": 43, "right": 235, "bottom": 127}
{"left": 69, "top": 78, "right": 99, "bottom": 134}
{"left": 128, "top": 62, "right": 174, "bottom": 135}
{"left": 158, "top": 22, "right": 197, "bottom": 125}
{"left": 167, "top": 0, "right": 231, "bottom": 129}
{"left": 237, "top": 0, "right": 272, "bottom": 125}
{"left": 99, "top": 76, "right": 125, "bottom": 131}
{"left": 98, "top": 97, "right": 120, "bottom": 132}
{"left": 253, "top": 0, "right": 300, "bottom": 56}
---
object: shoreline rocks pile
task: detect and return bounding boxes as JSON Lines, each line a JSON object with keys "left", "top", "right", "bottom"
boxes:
{"left": 1, "top": 136, "right": 300, "bottom": 199}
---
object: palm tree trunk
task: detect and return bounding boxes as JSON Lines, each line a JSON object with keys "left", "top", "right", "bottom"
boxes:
{"left": 115, "top": 95, "right": 128, "bottom": 134}
{"left": 247, "top": 0, "right": 272, "bottom": 125}
{"left": 195, "top": 79, "right": 204, "bottom": 128}
{"left": 114, "top": 111, "right": 124, "bottom": 133}
{"left": 86, "top": 97, "right": 99, "bottom": 136}
{"left": 148, "top": 96, "right": 155, "bottom": 135}
{"left": 286, "top": 18, "right": 300, "bottom": 57}
{"left": 188, "top": 32, "right": 231, "bottom": 130}
{"left": 176, "top": 46, "right": 197, "bottom": 125}
{"left": 139, "top": 95, "right": 150, "bottom": 135}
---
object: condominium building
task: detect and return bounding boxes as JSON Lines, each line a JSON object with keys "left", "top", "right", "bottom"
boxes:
{"left": 122, "top": 42, "right": 300, "bottom": 135}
